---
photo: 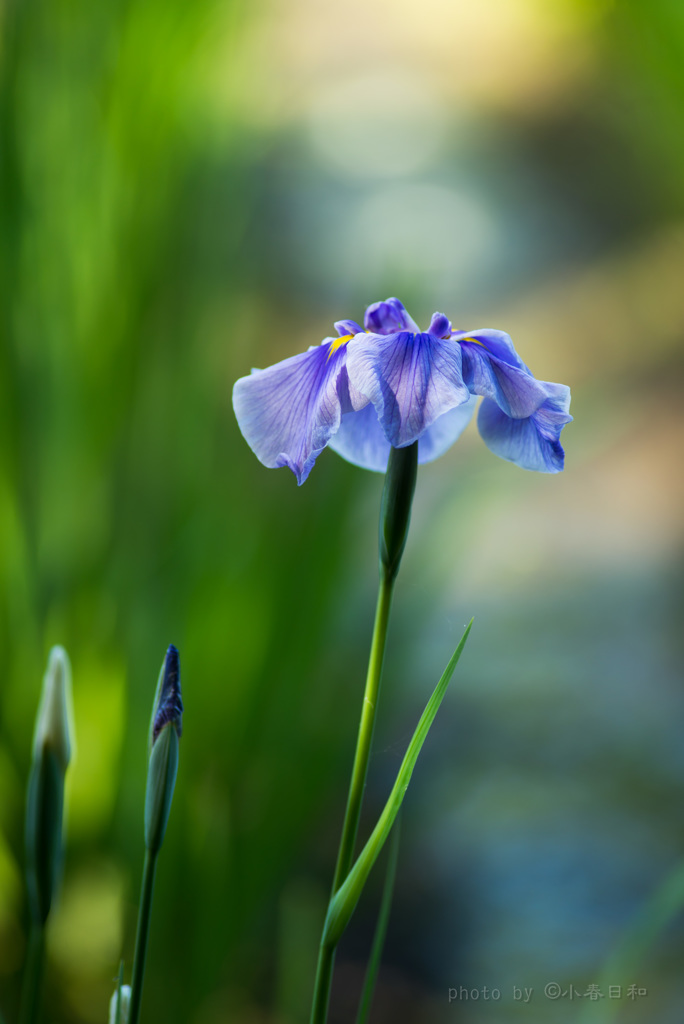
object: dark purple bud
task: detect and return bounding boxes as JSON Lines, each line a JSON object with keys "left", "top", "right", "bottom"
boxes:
{"left": 152, "top": 645, "right": 183, "bottom": 744}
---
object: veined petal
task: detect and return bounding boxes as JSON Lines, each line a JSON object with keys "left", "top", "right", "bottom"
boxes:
{"left": 329, "top": 396, "right": 478, "bottom": 473}
{"left": 328, "top": 403, "right": 391, "bottom": 472}
{"left": 364, "top": 297, "right": 420, "bottom": 335}
{"left": 346, "top": 331, "right": 471, "bottom": 448}
{"left": 233, "top": 342, "right": 360, "bottom": 485}
{"left": 477, "top": 382, "right": 572, "bottom": 473}
{"left": 417, "top": 397, "right": 477, "bottom": 462}
{"left": 452, "top": 328, "right": 525, "bottom": 369}
{"left": 460, "top": 339, "right": 548, "bottom": 418}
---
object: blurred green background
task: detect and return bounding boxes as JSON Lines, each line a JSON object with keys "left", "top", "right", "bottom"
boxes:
{"left": 1, "top": 0, "right": 683, "bottom": 1021}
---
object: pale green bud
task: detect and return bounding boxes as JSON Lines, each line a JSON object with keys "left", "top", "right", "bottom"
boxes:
{"left": 25, "top": 646, "right": 74, "bottom": 925}
{"left": 32, "top": 646, "right": 73, "bottom": 769}
{"left": 108, "top": 983, "right": 131, "bottom": 1024}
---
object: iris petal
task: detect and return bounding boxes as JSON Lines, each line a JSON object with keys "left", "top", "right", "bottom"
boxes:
{"left": 346, "top": 331, "right": 471, "bottom": 448}
{"left": 417, "top": 397, "right": 477, "bottom": 462}
{"left": 428, "top": 312, "right": 452, "bottom": 338}
{"left": 233, "top": 342, "right": 364, "bottom": 485}
{"left": 477, "top": 383, "right": 572, "bottom": 473}
{"left": 328, "top": 403, "right": 390, "bottom": 472}
{"left": 460, "top": 339, "right": 549, "bottom": 418}
{"left": 334, "top": 319, "right": 363, "bottom": 337}
{"left": 364, "top": 297, "right": 420, "bottom": 335}
{"left": 452, "top": 328, "right": 525, "bottom": 368}
{"left": 329, "top": 396, "right": 478, "bottom": 472}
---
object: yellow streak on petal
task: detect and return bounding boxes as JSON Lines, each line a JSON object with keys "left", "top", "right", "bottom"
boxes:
{"left": 458, "top": 335, "right": 492, "bottom": 353}
{"left": 327, "top": 333, "right": 354, "bottom": 359}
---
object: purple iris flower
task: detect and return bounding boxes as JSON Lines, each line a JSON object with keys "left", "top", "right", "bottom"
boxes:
{"left": 233, "top": 298, "right": 571, "bottom": 484}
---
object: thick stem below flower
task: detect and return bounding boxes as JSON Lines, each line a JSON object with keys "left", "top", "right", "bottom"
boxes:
{"left": 309, "top": 573, "right": 394, "bottom": 1024}
{"left": 309, "top": 442, "right": 418, "bottom": 1024}
{"left": 332, "top": 570, "right": 394, "bottom": 895}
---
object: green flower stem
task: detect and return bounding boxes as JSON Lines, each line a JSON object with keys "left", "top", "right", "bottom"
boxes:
{"left": 310, "top": 571, "right": 394, "bottom": 1024}
{"left": 333, "top": 441, "right": 417, "bottom": 897}
{"left": 309, "top": 942, "right": 336, "bottom": 1024}
{"left": 128, "top": 849, "right": 158, "bottom": 1024}
{"left": 19, "top": 923, "right": 44, "bottom": 1024}
{"left": 310, "top": 442, "right": 418, "bottom": 1024}
{"left": 332, "top": 569, "right": 395, "bottom": 894}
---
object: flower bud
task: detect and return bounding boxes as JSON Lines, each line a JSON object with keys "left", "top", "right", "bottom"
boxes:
{"left": 25, "top": 646, "right": 74, "bottom": 925}
{"left": 144, "top": 645, "right": 183, "bottom": 854}
{"left": 108, "top": 983, "right": 131, "bottom": 1024}
{"left": 32, "top": 646, "right": 73, "bottom": 769}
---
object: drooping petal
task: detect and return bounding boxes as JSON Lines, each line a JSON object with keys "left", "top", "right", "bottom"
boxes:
{"left": 346, "top": 331, "right": 471, "bottom": 448}
{"left": 233, "top": 342, "right": 363, "bottom": 485}
{"left": 476, "top": 382, "right": 572, "bottom": 473}
{"left": 459, "top": 336, "right": 549, "bottom": 419}
{"left": 329, "top": 396, "right": 478, "bottom": 472}
{"left": 363, "top": 297, "right": 420, "bottom": 335}
{"left": 416, "top": 396, "right": 477, "bottom": 463}
{"left": 328, "top": 403, "right": 391, "bottom": 472}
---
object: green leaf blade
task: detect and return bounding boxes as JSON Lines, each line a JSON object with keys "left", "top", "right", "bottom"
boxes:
{"left": 323, "top": 619, "right": 473, "bottom": 948}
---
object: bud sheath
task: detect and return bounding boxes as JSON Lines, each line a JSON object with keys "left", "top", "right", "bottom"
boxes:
{"left": 144, "top": 645, "right": 183, "bottom": 854}
{"left": 128, "top": 645, "right": 183, "bottom": 1024}
{"left": 144, "top": 725, "right": 179, "bottom": 854}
